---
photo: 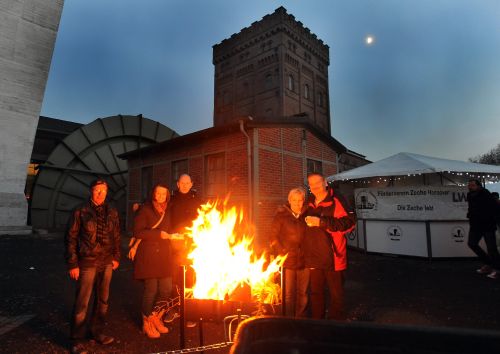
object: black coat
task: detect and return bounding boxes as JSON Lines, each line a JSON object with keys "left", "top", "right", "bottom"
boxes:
{"left": 168, "top": 190, "right": 202, "bottom": 233}
{"left": 133, "top": 201, "right": 173, "bottom": 279}
{"left": 269, "top": 205, "right": 307, "bottom": 269}
{"left": 467, "top": 188, "right": 497, "bottom": 232}
{"left": 168, "top": 190, "right": 202, "bottom": 265}
{"left": 65, "top": 201, "right": 121, "bottom": 270}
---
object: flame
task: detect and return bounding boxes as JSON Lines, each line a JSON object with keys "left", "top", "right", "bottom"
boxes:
{"left": 185, "top": 201, "right": 286, "bottom": 304}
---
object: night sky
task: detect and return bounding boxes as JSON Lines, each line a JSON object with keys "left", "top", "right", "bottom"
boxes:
{"left": 40, "top": 0, "right": 500, "bottom": 162}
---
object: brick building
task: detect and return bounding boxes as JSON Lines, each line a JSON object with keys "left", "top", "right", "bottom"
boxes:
{"left": 120, "top": 117, "right": 355, "bottom": 247}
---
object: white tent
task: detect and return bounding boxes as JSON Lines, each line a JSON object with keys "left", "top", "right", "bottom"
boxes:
{"left": 329, "top": 152, "right": 500, "bottom": 258}
{"left": 329, "top": 152, "right": 500, "bottom": 181}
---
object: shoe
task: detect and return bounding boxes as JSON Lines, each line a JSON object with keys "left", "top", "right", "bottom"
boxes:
{"left": 71, "top": 342, "right": 89, "bottom": 354}
{"left": 142, "top": 314, "right": 160, "bottom": 339}
{"left": 487, "top": 270, "right": 499, "bottom": 279}
{"left": 94, "top": 333, "right": 114, "bottom": 345}
{"left": 163, "top": 309, "right": 180, "bottom": 323}
{"left": 186, "top": 321, "right": 197, "bottom": 328}
{"left": 151, "top": 311, "right": 169, "bottom": 334}
{"left": 476, "top": 265, "right": 492, "bottom": 274}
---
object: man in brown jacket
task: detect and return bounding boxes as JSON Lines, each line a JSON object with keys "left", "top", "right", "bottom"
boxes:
{"left": 65, "top": 179, "right": 121, "bottom": 354}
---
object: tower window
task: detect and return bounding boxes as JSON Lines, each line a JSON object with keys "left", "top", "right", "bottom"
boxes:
{"left": 288, "top": 74, "right": 295, "bottom": 92}
{"left": 242, "top": 81, "right": 249, "bottom": 98}
{"left": 304, "top": 84, "right": 310, "bottom": 99}
{"left": 265, "top": 73, "right": 273, "bottom": 89}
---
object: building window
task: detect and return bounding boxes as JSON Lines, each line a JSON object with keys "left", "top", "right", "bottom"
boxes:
{"left": 304, "top": 84, "right": 310, "bottom": 99}
{"left": 141, "top": 166, "right": 153, "bottom": 201}
{"left": 242, "top": 81, "right": 249, "bottom": 98}
{"left": 171, "top": 159, "right": 188, "bottom": 190}
{"left": 206, "top": 153, "right": 225, "bottom": 197}
{"left": 307, "top": 159, "right": 323, "bottom": 175}
{"left": 288, "top": 74, "right": 294, "bottom": 91}
{"left": 265, "top": 73, "right": 273, "bottom": 89}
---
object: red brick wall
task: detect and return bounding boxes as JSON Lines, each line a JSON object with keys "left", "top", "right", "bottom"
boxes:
{"left": 126, "top": 131, "right": 249, "bottom": 227}
{"left": 283, "top": 154, "right": 304, "bottom": 193}
{"left": 282, "top": 128, "right": 303, "bottom": 154}
{"left": 258, "top": 127, "right": 281, "bottom": 148}
{"left": 305, "top": 131, "right": 323, "bottom": 160}
{"left": 227, "top": 148, "right": 248, "bottom": 197}
{"left": 258, "top": 149, "right": 282, "bottom": 197}
{"left": 125, "top": 126, "right": 341, "bottom": 245}
{"left": 254, "top": 126, "right": 340, "bottom": 246}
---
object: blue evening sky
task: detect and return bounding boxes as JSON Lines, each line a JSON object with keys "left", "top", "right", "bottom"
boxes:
{"left": 40, "top": 0, "right": 500, "bottom": 162}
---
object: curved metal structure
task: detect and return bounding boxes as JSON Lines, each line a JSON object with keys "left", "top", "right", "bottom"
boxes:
{"left": 30, "top": 114, "right": 178, "bottom": 230}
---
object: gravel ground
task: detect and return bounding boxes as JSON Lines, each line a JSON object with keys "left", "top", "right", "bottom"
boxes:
{"left": 0, "top": 232, "right": 499, "bottom": 353}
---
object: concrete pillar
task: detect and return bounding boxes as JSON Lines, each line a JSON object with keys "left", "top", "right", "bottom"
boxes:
{"left": 0, "top": 0, "right": 64, "bottom": 233}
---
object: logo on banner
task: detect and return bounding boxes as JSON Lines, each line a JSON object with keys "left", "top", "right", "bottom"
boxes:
{"left": 346, "top": 230, "right": 356, "bottom": 241}
{"left": 451, "top": 226, "right": 466, "bottom": 243}
{"left": 356, "top": 191, "right": 377, "bottom": 210}
{"left": 387, "top": 225, "right": 402, "bottom": 241}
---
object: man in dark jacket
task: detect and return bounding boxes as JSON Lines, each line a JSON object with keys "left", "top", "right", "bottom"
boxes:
{"left": 467, "top": 179, "right": 500, "bottom": 279}
{"left": 304, "top": 173, "right": 355, "bottom": 320}
{"left": 65, "top": 179, "right": 121, "bottom": 354}
{"left": 270, "top": 187, "right": 308, "bottom": 318}
{"left": 169, "top": 174, "right": 202, "bottom": 237}
{"left": 167, "top": 174, "right": 202, "bottom": 326}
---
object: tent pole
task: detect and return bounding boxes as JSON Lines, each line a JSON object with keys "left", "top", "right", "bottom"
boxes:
{"left": 425, "top": 221, "right": 432, "bottom": 261}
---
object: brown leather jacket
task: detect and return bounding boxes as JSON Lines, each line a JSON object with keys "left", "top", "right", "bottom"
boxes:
{"left": 65, "top": 201, "right": 121, "bottom": 270}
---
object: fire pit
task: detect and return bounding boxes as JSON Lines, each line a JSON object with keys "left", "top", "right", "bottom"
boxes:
{"left": 174, "top": 200, "right": 286, "bottom": 349}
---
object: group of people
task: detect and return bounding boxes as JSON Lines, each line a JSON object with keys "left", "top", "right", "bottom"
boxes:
{"left": 64, "top": 171, "right": 356, "bottom": 353}
{"left": 64, "top": 174, "right": 499, "bottom": 353}
{"left": 466, "top": 179, "right": 500, "bottom": 279}
{"left": 269, "top": 172, "right": 355, "bottom": 320}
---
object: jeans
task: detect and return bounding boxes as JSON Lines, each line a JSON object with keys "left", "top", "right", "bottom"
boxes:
{"left": 71, "top": 264, "right": 113, "bottom": 340}
{"left": 282, "top": 268, "right": 309, "bottom": 318}
{"left": 468, "top": 228, "right": 500, "bottom": 269}
{"left": 142, "top": 277, "right": 172, "bottom": 315}
{"left": 309, "top": 268, "right": 344, "bottom": 320}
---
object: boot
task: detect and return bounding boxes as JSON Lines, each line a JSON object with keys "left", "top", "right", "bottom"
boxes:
{"left": 142, "top": 314, "right": 160, "bottom": 339}
{"left": 150, "top": 311, "right": 169, "bottom": 334}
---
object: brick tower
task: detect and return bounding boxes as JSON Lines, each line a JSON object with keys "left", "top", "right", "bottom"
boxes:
{"left": 213, "top": 6, "right": 331, "bottom": 134}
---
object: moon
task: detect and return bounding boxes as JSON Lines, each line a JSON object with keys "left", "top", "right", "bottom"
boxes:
{"left": 365, "top": 35, "right": 375, "bottom": 46}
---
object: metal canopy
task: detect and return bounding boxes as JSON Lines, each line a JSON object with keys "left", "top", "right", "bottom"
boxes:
{"left": 30, "top": 114, "right": 178, "bottom": 230}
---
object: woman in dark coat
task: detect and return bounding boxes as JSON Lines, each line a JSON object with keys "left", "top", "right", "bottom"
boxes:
{"left": 132, "top": 184, "right": 182, "bottom": 338}
{"left": 269, "top": 187, "right": 309, "bottom": 318}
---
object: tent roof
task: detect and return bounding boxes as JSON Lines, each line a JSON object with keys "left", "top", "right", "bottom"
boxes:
{"left": 329, "top": 152, "right": 500, "bottom": 181}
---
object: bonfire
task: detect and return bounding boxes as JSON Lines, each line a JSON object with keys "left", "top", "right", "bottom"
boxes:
{"left": 185, "top": 201, "right": 286, "bottom": 307}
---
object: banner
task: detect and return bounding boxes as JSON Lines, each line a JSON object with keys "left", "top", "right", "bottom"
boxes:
{"left": 355, "top": 186, "right": 468, "bottom": 220}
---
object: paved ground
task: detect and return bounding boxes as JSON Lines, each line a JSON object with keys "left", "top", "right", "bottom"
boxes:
{"left": 0, "top": 232, "right": 499, "bottom": 353}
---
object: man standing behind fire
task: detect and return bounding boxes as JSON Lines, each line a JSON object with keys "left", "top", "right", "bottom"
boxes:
{"left": 168, "top": 174, "right": 202, "bottom": 286}
{"left": 467, "top": 179, "right": 500, "bottom": 279}
{"left": 303, "top": 173, "right": 355, "bottom": 320}
{"left": 169, "top": 173, "right": 202, "bottom": 261}
{"left": 65, "top": 179, "right": 121, "bottom": 354}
